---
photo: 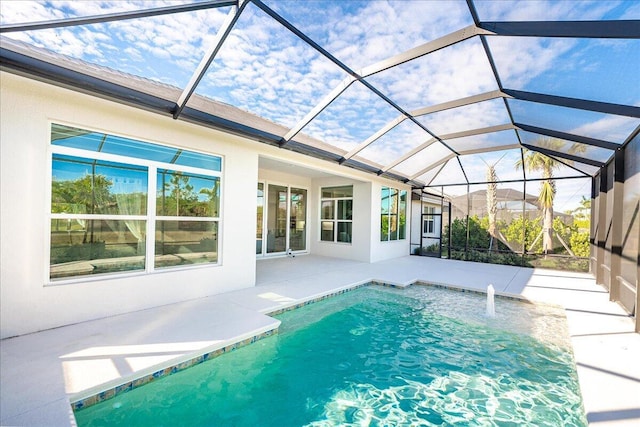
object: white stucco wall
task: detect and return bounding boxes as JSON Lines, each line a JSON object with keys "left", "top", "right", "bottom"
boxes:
{"left": 310, "top": 177, "right": 372, "bottom": 262}
{"left": 254, "top": 159, "right": 413, "bottom": 265}
{"left": 370, "top": 182, "right": 411, "bottom": 263}
{"left": 0, "top": 72, "right": 258, "bottom": 338}
{"left": 1, "top": 71, "right": 414, "bottom": 338}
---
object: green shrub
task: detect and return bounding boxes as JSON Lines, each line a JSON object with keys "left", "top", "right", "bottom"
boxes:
{"left": 570, "top": 231, "right": 590, "bottom": 257}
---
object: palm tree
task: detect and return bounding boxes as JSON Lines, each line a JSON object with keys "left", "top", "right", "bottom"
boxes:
{"left": 486, "top": 163, "right": 498, "bottom": 252}
{"left": 483, "top": 153, "right": 507, "bottom": 253}
{"left": 516, "top": 137, "right": 586, "bottom": 254}
{"left": 571, "top": 195, "right": 591, "bottom": 220}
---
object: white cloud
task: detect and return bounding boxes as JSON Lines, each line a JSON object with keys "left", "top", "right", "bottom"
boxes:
{"left": 418, "top": 98, "right": 511, "bottom": 136}
{"left": 554, "top": 177, "right": 592, "bottom": 213}
{"left": 394, "top": 141, "right": 455, "bottom": 177}
{"left": 486, "top": 37, "right": 575, "bottom": 89}
{"left": 1, "top": 0, "right": 633, "bottom": 187}
{"left": 475, "top": 0, "right": 619, "bottom": 21}
{"left": 571, "top": 115, "right": 640, "bottom": 143}
{"left": 359, "top": 121, "right": 431, "bottom": 166}
{"left": 324, "top": 0, "right": 472, "bottom": 69}
{"left": 458, "top": 149, "right": 524, "bottom": 183}
{"left": 0, "top": 1, "right": 65, "bottom": 24}
{"left": 2, "top": 1, "right": 228, "bottom": 85}
{"left": 621, "top": 1, "right": 640, "bottom": 19}
{"left": 196, "top": 3, "right": 349, "bottom": 128}
{"left": 366, "top": 37, "right": 499, "bottom": 110}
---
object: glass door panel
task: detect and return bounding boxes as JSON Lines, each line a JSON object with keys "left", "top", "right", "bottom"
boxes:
{"left": 290, "top": 188, "right": 307, "bottom": 251}
{"left": 256, "top": 183, "right": 264, "bottom": 255}
{"left": 267, "top": 184, "right": 287, "bottom": 254}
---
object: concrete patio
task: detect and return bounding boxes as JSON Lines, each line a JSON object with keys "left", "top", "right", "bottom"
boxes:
{"left": 1, "top": 255, "right": 638, "bottom": 426}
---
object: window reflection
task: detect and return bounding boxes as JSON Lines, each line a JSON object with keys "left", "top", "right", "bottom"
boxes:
{"left": 381, "top": 187, "right": 406, "bottom": 241}
{"left": 156, "top": 169, "right": 220, "bottom": 217}
{"left": 50, "top": 219, "right": 145, "bottom": 279}
{"left": 155, "top": 221, "right": 218, "bottom": 268}
{"left": 52, "top": 123, "right": 222, "bottom": 171}
{"left": 50, "top": 124, "right": 221, "bottom": 281}
{"left": 52, "top": 154, "right": 148, "bottom": 216}
{"left": 320, "top": 186, "right": 353, "bottom": 243}
{"left": 289, "top": 188, "right": 306, "bottom": 251}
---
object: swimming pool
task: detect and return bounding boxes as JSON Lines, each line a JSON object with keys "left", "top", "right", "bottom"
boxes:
{"left": 74, "top": 285, "right": 586, "bottom": 426}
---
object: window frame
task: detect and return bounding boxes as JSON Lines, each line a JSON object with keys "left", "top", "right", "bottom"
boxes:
{"left": 380, "top": 186, "right": 407, "bottom": 242}
{"left": 46, "top": 123, "right": 223, "bottom": 284}
{"left": 320, "top": 186, "right": 353, "bottom": 244}
{"left": 258, "top": 180, "right": 310, "bottom": 256}
{"left": 423, "top": 206, "right": 436, "bottom": 235}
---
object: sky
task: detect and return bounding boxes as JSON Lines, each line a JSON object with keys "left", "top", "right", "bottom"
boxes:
{"left": 2, "top": 0, "right": 639, "bottom": 210}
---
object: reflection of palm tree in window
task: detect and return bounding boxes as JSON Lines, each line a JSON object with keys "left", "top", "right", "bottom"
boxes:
{"left": 199, "top": 178, "right": 220, "bottom": 217}
{"left": 51, "top": 173, "right": 113, "bottom": 243}
{"left": 390, "top": 188, "right": 398, "bottom": 238}
{"left": 164, "top": 172, "right": 194, "bottom": 216}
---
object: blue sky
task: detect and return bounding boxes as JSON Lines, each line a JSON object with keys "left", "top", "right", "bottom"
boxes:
{"left": 2, "top": 0, "right": 639, "bottom": 209}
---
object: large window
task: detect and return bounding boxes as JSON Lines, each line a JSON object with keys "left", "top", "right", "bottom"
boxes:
{"left": 320, "top": 186, "right": 353, "bottom": 243}
{"left": 381, "top": 187, "right": 407, "bottom": 241}
{"left": 155, "top": 169, "right": 219, "bottom": 269}
{"left": 49, "top": 124, "right": 222, "bottom": 281}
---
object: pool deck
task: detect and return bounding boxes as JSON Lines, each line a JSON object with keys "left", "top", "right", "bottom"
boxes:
{"left": 1, "top": 255, "right": 638, "bottom": 426}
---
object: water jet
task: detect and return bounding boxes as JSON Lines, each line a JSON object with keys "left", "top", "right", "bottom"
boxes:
{"left": 486, "top": 284, "right": 496, "bottom": 317}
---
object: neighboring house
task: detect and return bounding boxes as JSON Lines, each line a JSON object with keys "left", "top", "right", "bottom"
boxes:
{"left": 450, "top": 189, "right": 573, "bottom": 225}
{"left": 0, "top": 47, "right": 412, "bottom": 339}
{"left": 410, "top": 191, "right": 444, "bottom": 254}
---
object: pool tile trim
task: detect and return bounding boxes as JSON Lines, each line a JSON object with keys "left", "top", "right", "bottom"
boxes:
{"left": 70, "top": 279, "right": 544, "bottom": 413}
{"left": 70, "top": 328, "right": 277, "bottom": 412}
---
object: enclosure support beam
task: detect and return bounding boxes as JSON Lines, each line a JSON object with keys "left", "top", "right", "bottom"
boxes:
{"left": 478, "top": 20, "right": 640, "bottom": 39}
{"left": 282, "top": 76, "right": 356, "bottom": 144}
{"left": 595, "top": 169, "right": 608, "bottom": 287}
{"left": 424, "top": 174, "right": 591, "bottom": 188}
{"left": 521, "top": 143, "right": 604, "bottom": 167}
{"left": 503, "top": 89, "right": 640, "bottom": 118}
{"left": 343, "top": 114, "right": 409, "bottom": 161}
{"left": 381, "top": 124, "right": 515, "bottom": 174}
{"left": 609, "top": 148, "right": 625, "bottom": 302}
{"left": 359, "top": 25, "right": 492, "bottom": 77}
{"left": 0, "top": 0, "right": 236, "bottom": 32}
{"left": 410, "top": 90, "right": 505, "bottom": 118}
{"left": 515, "top": 123, "right": 620, "bottom": 151}
{"left": 410, "top": 155, "right": 455, "bottom": 181}
{"left": 173, "top": 1, "right": 248, "bottom": 119}
{"left": 522, "top": 178, "right": 527, "bottom": 266}
{"left": 465, "top": 184, "right": 470, "bottom": 261}
{"left": 589, "top": 177, "right": 597, "bottom": 274}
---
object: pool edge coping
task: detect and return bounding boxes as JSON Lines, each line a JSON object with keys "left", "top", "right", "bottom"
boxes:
{"left": 69, "top": 279, "right": 559, "bottom": 413}
{"left": 69, "top": 323, "right": 279, "bottom": 411}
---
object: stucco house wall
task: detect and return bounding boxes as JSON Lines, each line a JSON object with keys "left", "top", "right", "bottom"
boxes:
{"left": 1, "top": 72, "right": 259, "bottom": 338}
{"left": 1, "top": 71, "right": 412, "bottom": 338}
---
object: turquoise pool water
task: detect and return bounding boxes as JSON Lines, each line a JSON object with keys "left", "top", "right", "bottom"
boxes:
{"left": 75, "top": 285, "right": 586, "bottom": 426}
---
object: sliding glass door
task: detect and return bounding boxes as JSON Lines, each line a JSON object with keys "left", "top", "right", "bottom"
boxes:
{"left": 289, "top": 188, "right": 306, "bottom": 251}
{"left": 258, "top": 183, "right": 307, "bottom": 256}
{"left": 256, "top": 183, "right": 264, "bottom": 255}
{"left": 266, "top": 184, "right": 288, "bottom": 254}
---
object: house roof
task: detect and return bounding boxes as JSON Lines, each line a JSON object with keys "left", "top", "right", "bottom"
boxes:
{"left": 1, "top": 0, "right": 638, "bottom": 188}
{"left": 450, "top": 189, "right": 573, "bottom": 220}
